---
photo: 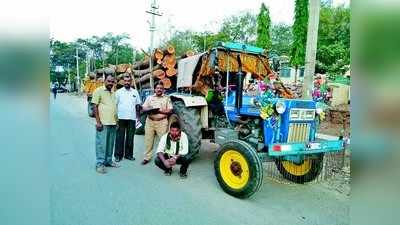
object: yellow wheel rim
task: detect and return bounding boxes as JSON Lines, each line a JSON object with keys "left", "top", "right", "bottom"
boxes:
{"left": 281, "top": 159, "right": 312, "bottom": 176}
{"left": 219, "top": 150, "right": 250, "bottom": 189}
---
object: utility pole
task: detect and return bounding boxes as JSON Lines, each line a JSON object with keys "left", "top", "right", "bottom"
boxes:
{"left": 67, "top": 64, "right": 71, "bottom": 92}
{"left": 302, "top": 0, "right": 320, "bottom": 99}
{"left": 75, "top": 48, "right": 80, "bottom": 92}
{"left": 85, "top": 49, "right": 90, "bottom": 76}
{"left": 146, "top": 0, "right": 162, "bottom": 92}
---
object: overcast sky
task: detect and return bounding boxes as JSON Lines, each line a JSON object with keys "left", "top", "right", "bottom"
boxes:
{"left": 50, "top": 0, "right": 349, "bottom": 49}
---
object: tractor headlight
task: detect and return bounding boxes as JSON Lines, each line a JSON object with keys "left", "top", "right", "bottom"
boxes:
{"left": 275, "top": 101, "right": 286, "bottom": 114}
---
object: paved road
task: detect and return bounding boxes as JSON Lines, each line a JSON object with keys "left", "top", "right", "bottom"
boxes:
{"left": 49, "top": 93, "right": 349, "bottom": 225}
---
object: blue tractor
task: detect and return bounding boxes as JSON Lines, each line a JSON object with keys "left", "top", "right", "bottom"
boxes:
{"left": 155, "top": 42, "right": 344, "bottom": 198}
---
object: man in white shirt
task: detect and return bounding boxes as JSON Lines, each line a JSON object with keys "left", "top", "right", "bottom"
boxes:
{"left": 154, "top": 122, "right": 190, "bottom": 178}
{"left": 114, "top": 75, "right": 141, "bottom": 162}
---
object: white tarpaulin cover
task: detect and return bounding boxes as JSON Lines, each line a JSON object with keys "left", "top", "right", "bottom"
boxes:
{"left": 177, "top": 53, "right": 205, "bottom": 88}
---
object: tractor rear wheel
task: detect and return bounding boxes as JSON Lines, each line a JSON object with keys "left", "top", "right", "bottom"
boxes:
{"left": 171, "top": 100, "right": 202, "bottom": 159}
{"left": 274, "top": 154, "right": 324, "bottom": 184}
{"left": 214, "top": 140, "right": 263, "bottom": 198}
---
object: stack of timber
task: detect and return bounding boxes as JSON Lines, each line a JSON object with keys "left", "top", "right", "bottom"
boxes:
{"left": 132, "top": 45, "right": 188, "bottom": 90}
{"left": 95, "top": 47, "right": 196, "bottom": 90}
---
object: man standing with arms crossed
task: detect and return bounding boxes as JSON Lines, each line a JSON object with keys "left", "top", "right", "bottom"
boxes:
{"left": 141, "top": 82, "right": 173, "bottom": 165}
{"left": 114, "top": 75, "right": 141, "bottom": 162}
{"left": 92, "top": 75, "right": 120, "bottom": 174}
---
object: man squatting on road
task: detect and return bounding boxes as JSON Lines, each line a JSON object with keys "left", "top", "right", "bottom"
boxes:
{"left": 155, "top": 122, "right": 191, "bottom": 178}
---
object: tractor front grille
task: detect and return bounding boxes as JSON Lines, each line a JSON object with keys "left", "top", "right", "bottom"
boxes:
{"left": 287, "top": 123, "right": 311, "bottom": 143}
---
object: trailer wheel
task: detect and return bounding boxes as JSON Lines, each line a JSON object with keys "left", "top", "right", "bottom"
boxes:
{"left": 214, "top": 140, "right": 263, "bottom": 198}
{"left": 172, "top": 100, "right": 202, "bottom": 159}
{"left": 275, "top": 154, "right": 324, "bottom": 184}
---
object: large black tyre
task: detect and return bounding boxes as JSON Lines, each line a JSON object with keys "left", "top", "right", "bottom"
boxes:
{"left": 135, "top": 114, "right": 147, "bottom": 135}
{"left": 171, "top": 101, "right": 202, "bottom": 159}
{"left": 274, "top": 154, "right": 324, "bottom": 184}
{"left": 214, "top": 140, "right": 263, "bottom": 199}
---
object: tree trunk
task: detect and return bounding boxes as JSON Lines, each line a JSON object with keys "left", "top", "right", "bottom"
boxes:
{"left": 135, "top": 71, "right": 158, "bottom": 84}
{"left": 167, "top": 45, "right": 175, "bottom": 54}
{"left": 160, "top": 78, "right": 171, "bottom": 88}
{"left": 154, "top": 48, "right": 164, "bottom": 60}
{"left": 153, "top": 69, "right": 166, "bottom": 79}
{"left": 132, "top": 59, "right": 151, "bottom": 70}
{"left": 164, "top": 55, "right": 177, "bottom": 69}
{"left": 166, "top": 68, "right": 177, "bottom": 77}
{"left": 185, "top": 50, "right": 195, "bottom": 57}
{"left": 132, "top": 64, "right": 161, "bottom": 76}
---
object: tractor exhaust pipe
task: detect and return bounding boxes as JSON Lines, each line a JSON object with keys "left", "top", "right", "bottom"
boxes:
{"left": 236, "top": 55, "right": 243, "bottom": 110}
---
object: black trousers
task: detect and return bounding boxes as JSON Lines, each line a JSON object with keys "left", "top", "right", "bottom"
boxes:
{"left": 114, "top": 119, "right": 136, "bottom": 159}
{"left": 154, "top": 153, "right": 191, "bottom": 174}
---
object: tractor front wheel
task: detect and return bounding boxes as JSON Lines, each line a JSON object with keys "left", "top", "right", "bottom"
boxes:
{"left": 214, "top": 140, "right": 263, "bottom": 198}
{"left": 275, "top": 154, "right": 324, "bottom": 184}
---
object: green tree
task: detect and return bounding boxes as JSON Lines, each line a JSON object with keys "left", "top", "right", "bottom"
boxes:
{"left": 50, "top": 39, "right": 77, "bottom": 83}
{"left": 162, "top": 30, "right": 197, "bottom": 56}
{"left": 290, "top": 0, "right": 309, "bottom": 79}
{"left": 159, "top": 12, "right": 257, "bottom": 54}
{"left": 192, "top": 31, "right": 230, "bottom": 52}
{"left": 256, "top": 3, "right": 272, "bottom": 50}
{"left": 271, "top": 23, "right": 293, "bottom": 56}
{"left": 219, "top": 12, "right": 257, "bottom": 44}
{"left": 50, "top": 33, "right": 143, "bottom": 86}
{"left": 316, "top": 5, "right": 350, "bottom": 78}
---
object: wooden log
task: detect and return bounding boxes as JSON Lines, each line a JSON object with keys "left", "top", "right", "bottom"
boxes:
{"left": 161, "top": 78, "right": 171, "bottom": 89}
{"left": 136, "top": 73, "right": 152, "bottom": 84}
{"left": 153, "top": 69, "right": 166, "bottom": 80}
{"left": 136, "top": 69, "right": 169, "bottom": 86}
{"left": 132, "top": 64, "right": 161, "bottom": 76}
{"left": 132, "top": 59, "right": 150, "bottom": 70}
{"left": 95, "top": 68, "right": 104, "bottom": 74}
{"left": 103, "top": 67, "right": 115, "bottom": 74}
{"left": 166, "top": 68, "right": 177, "bottom": 77}
{"left": 117, "top": 73, "right": 125, "bottom": 80}
{"left": 154, "top": 48, "right": 164, "bottom": 60}
{"left": 164, "top": 54, "right": 176, "bottom": 69}
{"left": 186, "top": 50, "right": 195, "bottom": 57}
{"left": 135, "top": 71, "right": 159, "bottom": 84}
{"left": 167, "top": 45, "right": 175, "bottom": 54}
{"left": 116, "top": 64, "right": 131, "bottom": 73}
